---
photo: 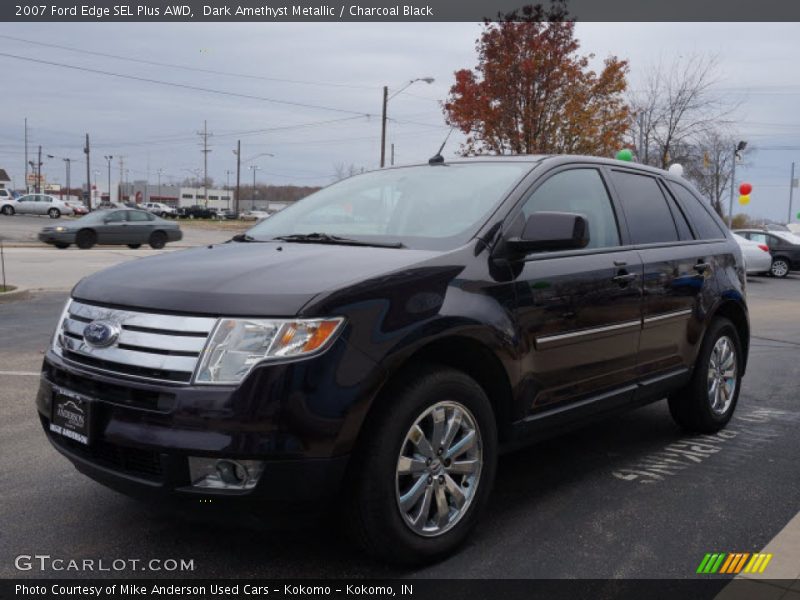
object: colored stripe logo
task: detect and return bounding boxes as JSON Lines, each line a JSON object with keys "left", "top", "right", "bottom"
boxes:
{"left": 696, "top": 552, "right": 773, "bottom": 574}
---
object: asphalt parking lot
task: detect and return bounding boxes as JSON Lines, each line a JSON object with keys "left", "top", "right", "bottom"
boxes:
{"left": 1, "top": 273, "right": 799, "bottom": 579}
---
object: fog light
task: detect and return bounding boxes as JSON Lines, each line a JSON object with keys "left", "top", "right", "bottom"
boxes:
{"left": 188, "top": 457, "right": 264, "bottom": 490}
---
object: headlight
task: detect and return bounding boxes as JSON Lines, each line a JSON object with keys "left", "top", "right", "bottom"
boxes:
{"left": 51, "top": 299, "right": 72, "bottom": 356}
{"left": 54, "top": 226, "right": 66, "bottom": 232}
{"left": 194, "top": 317, "right": 344, "bottom": 384}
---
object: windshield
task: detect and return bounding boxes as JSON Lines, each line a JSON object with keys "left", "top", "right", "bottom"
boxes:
{"left": 246, "top": 163, "right": 533, "bottom": 250}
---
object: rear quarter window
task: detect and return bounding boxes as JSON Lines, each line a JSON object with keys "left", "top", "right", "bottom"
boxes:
{"left": 666, "top": 182, "right": 726, "bottom": 240}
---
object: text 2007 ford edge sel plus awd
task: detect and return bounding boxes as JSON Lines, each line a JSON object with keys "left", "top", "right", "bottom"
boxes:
{"left": 38, "top": 155, "right": 749, "bottom": 564}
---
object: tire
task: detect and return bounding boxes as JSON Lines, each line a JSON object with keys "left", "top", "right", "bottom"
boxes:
{"left": 160, "top": 212, "right": 168, "bottom": 218}
{"left": 127, "top": 244, "right": 141, "bottom": 249}
{"left": 668, "top": 317, "right": 743, "bottom": 433}
{"left": 1, "top": 205, "right": 14, "bottom": 216}
{"left": 48, "top": 208, "right": 61, "bottom": 219}
{"left": 346, "top": 366, "right": 497, "bottom": 565}
{"left": 75, "top": 229, "right": 96, "bottom": 250}
{"left": 54, "top": 243, "right": 70, "bottom": 249}
{"left": 149, "top": 231, "right": 167, "bottom": 249}
{"left": 770, "top": 257, "right": 790, "bottom": 278}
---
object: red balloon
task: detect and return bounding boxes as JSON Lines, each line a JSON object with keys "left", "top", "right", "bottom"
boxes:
{"left": 739, "top": 182, "right": 752, "bottom": 195}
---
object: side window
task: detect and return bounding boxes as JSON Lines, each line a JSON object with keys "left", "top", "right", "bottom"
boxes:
{"left": 666, "top": 182, "right": 726, "bottom": 239}
{"left": 749, "top": 233, "right": 768, "bottom": 244}
{"left": 610, "top": 171, "right": 678, "bottom": 244}
{"left": 105, "top": 210, "right": 126, "bottom": 223}
{"left": 661, "top": 183, "right": 694, "bottom": 241}
{"left": 519, "top": 168, "right": 620, "bottom": 249}
{"left": 128, "top": 210, "right": 152, "bottom": 222}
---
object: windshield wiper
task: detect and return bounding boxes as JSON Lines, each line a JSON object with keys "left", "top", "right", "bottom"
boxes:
{"left": 273, "top": 233, "right": 404, "bottom": 248}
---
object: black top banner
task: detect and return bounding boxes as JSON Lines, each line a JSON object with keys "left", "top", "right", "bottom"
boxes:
{"left": 2, "top": 0, "right": 800, "bottom": 22}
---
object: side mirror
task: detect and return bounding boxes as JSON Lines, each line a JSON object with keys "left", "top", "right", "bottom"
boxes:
{"left": 507, "top": 211, "right": 590, "bottom": 254}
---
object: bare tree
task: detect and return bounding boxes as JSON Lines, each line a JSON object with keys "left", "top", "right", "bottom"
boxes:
{"left": 332, "top": 162, "right": 364, "bottom": 182}
{"left": 683, "top": 128, "right": 750, "bottom": 218}
{"left": 628, "top": 54, "right": 737, "bottom": 169}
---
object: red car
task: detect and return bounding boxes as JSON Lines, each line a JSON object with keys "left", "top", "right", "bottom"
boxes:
{"left": 64, "top": 201, "right": 88, "bottom": 215}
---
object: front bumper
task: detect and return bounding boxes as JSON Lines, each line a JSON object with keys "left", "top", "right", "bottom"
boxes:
{"left": 36, "top": 342, "right": 382, "bottom": 513}
{"left": 38, "top": 231, "right": 76, "bottom": 245}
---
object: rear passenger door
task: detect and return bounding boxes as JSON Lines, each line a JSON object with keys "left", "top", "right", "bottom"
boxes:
{"left": 610, "top": 170, "right": 727, "bottom": 383}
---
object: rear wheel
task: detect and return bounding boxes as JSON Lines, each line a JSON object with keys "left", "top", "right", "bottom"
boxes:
{"left": 75, "top": 229, "right": 96, "bottom": 250}
{"left": 668, "top": 317, "right": 742, "bottom": 433}
{"left": 48, "top": 208, "right": 61, "bottom": 219}
{"left": 346, "top": 366, "right": 497, "bottom": 565}
{"left": 770, "top": 257, "right": 790, "bottom": 278}
{"left": 1, "top": 205, "right": 14, "bottom": 216}
{"left": 149, "top": 230, "right": 167, "bottom": 249}
{"left": 160, "top": 212, "right": 168, "bottom": 218}
{"left": 127, "top": 244, "right": 141, "bottom": 249}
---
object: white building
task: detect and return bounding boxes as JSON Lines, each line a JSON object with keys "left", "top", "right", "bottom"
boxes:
{"left": 178, "top": 187, "right": 234, "bottom": 210}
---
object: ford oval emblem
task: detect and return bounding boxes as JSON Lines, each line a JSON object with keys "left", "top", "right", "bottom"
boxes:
{"left": 83, "top": 320, "right": 120, "bottom": 348}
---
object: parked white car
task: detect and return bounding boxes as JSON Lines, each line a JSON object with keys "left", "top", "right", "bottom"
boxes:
{"left": 733, "top": 233, "right": 772, "bottom": 275}
{"left": 240, "top": 210, "right": 271, "bottom": 221}
{"left": 143, "top": 202, "right": 178, "bottom": 218}
{"left": 0, "top": 193, "right": 74, "bottom": 218}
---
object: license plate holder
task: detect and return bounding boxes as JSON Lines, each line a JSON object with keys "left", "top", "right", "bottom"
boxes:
{"left": 50, "top": 387, "right": 92, "bottom": 446}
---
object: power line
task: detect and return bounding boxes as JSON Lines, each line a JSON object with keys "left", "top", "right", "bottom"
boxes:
{"left": 3, "top": 35, "right": 379, "bottom": 91}
{"left": 0, "top": 51, "right": 375, "bottom": 117}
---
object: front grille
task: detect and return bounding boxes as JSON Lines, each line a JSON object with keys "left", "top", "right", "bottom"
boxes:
{"left": 47, "top": 424, "right": 164, "bottom": 480}
{"left": 45, "top": 363, "right": 176, "bottom": 412}
{"left": 55, "top": 300, "right": 216, "bottom": 384}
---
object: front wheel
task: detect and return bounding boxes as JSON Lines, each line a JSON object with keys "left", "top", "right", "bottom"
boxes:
{"left": 48, "top": 208, "right": 61, "bottom": 219}
{"left": 770, "top": 257, "right": 790, "bottom": 278}
{"left": 668, "top": 317, "right": 743, "bottom": 433}
{"left": 75, "top": 229, "right": 96, "bottom": 250}
{"left": 1, "top": 205, "right": 14, "bottom": 216}
{"left": 149, "top": 231, "right": 167, "bottom": 249}
{"left": 346, "top": 367, "right": 497, "bottom": 565}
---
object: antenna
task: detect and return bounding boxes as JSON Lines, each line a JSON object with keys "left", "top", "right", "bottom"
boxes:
{"left": 429, "top": 128, "right": 455, "bottom": 165}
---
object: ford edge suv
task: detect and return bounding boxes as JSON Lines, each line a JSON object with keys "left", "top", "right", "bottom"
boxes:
{"left": 37, "top": 155, "right": 749, "bottom": 564}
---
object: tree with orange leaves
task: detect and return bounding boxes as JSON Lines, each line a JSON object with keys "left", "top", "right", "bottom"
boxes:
{"left": 444, "top": 3, "right": 630, "bottom": 157}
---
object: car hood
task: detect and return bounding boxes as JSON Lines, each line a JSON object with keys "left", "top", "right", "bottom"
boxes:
{"left": 72, "top": 241, "right": 441, "bottom": 316}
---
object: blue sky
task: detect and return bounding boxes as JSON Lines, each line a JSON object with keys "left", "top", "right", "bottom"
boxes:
{"left": 0, "top": 22, "right": 798, "bottom": 222}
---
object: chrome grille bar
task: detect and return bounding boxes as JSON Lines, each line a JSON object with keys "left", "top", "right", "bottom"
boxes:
{"left": 56, "top": 300, "right": 216, "bottom": 384}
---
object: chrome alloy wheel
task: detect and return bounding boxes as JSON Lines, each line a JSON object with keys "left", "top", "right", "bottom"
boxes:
{"left": 395, "top": 401, "right": 483, "bottom": 537}
{"left": 708, "top": 335, "right": 737, "bottom": 415}
{"left": 771, "top": 259, "right": 789, "bottom": 278}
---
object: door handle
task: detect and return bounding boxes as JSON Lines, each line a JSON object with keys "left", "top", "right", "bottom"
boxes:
{"left": 694, "top": 262, "right": 711, "bottom": 274}
{"left": 612, "top": 271, "right": 638, "bottom": 284}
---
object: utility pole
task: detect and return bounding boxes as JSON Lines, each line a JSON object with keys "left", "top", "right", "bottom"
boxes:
{"left": 84, "top": 134, "right": 91, "bottom": 210}
{"left": 117, "top": 156, "right": 126, "bottom": 203}
{"left": 198, "top": 120, "right": 212, "bottom": 207}
{"left": 157, "top": 168, "right": 164, "bottom": 203}
{"left": 36, "top": 146, "right": 42, "bottom": 193}
{"left": 24, "top": 118, "right": 28, "bottom": 193}
{"left": 789, "top": 162, "right": 796, "bottom": 223}
{"left": 63, "top": 158, "right": 71, "bottom": 202}
{"left": 390, "top": 143, "right": 395, "bottom": 166}
{"left": 235, "top": 140, "right": 241, "bottom": 215}
{"left": 380, "top": 85, "right": 388, "bottom": 168}
{"left": 105, "top": 156, "right": 114, "bottom": 205}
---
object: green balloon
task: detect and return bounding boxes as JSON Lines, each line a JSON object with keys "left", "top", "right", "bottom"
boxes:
{"left": 615, "top": 148, "right": 634, "bottom": 162}
{"left": 797, "top": 211, "right": 800, "bottom": 220}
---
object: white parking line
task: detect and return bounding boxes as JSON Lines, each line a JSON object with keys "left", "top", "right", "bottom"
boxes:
{"left": 0, "top": 370, "right": 40, "bottom": 376}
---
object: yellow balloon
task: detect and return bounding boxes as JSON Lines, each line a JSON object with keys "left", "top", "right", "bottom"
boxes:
{"left": 739, "top": 194, "right": 751, "bottom": 206}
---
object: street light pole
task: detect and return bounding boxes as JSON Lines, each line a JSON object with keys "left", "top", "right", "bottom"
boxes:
{"left": 380, "top": 77, "right": 434, "bottom": 168}
{"left": 727, "top": 141, "right": 747, "bottom": 226}
{"left": 157, "top": 168, "right": 163, "bottom": 203}
{"left": 63, "top": 158, "right": 71, "bottom": 202}
{"left": 789, "top": 162, "right": 796, "bottom": 223}
{"left": 37, "top": 146, "right": 42, "bottom": 193}
{"left": 235, "top": 140, "right": 241, "bottom": 215}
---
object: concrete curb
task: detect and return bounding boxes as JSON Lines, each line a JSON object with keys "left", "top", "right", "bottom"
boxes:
{"left": 0, "top": 286, "right": 31, "bottom": 303}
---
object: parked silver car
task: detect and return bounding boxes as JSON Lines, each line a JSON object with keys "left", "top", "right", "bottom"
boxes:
{"left": 143, "top": 202, "right": 178, "bottom": 218}
{"left": 732, "top": 233, "right": 772, "bottom": 275}
{"left": 1, "top": 193, "right": 74, "bottom": 218}
{"left": 38, "top": 209, "right": 182, "bottom": 249}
